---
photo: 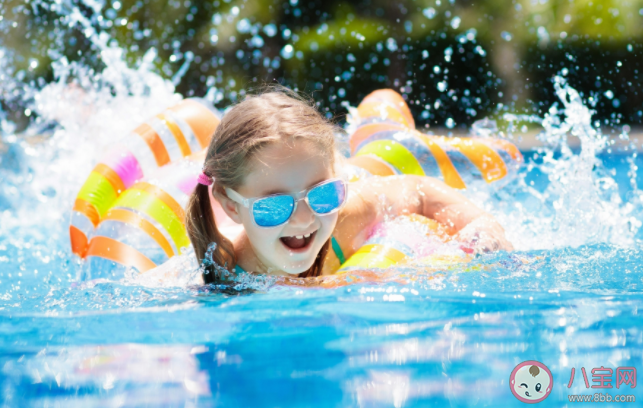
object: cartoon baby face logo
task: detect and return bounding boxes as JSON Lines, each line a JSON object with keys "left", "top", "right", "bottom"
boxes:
{"left": 509, "top": 360, "right": 553, "bottom": 403}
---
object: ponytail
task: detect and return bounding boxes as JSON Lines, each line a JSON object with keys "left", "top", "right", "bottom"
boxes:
{"left": 185, "top": 183, "right": 236, "bottom": 283}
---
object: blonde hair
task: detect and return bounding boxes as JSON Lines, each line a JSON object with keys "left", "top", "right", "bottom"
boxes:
{"left": 185, "top": 87, "right": 338, "bottom": 283}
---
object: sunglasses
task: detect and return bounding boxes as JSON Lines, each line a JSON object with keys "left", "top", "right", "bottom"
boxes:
{"left": 224, "top": 178, "right": 348, "bottom": 228}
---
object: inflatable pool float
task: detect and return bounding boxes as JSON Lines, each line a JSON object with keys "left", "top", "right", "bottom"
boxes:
{"left": 68, "top": 90, "right": 522, "bottom": 279}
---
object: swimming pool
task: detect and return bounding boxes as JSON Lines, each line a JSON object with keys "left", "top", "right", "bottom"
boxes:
{"left": 1, "top": 70, "right": 643, "bottom": 406}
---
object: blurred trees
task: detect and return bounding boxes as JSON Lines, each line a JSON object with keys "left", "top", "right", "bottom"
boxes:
{"left": 1, "top": 0, "right": 642, "bottom": 129}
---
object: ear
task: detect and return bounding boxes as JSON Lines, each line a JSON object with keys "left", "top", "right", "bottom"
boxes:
{"left": 210, "top": 184, "right": 243, "bottom": 224}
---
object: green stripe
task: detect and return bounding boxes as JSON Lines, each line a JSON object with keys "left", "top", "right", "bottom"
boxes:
{"left": 77, "top": 171, "right": 118, "bottom": 217}
{"left": 356, "top": 140, "right": 426, "bottom": 176}
{"left": 331, "top": 235, "right": 346, "bottom": 265}
{"left": 115, "top": 189, "right": 190, "bottom": 253}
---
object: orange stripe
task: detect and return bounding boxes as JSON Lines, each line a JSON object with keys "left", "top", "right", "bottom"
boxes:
{"left": 347, "top": 155, "right": 396, "bottom": 177}
{"left": 73, "top": 198, "right": 100, "bottom": 226}
{"left": 93, "top": 163, "right": 126, "bottom": 194}
{"left": 361, "top": 89, "right": 415, "bottom": 128}
{"left": 104, "top": 208, "right": 174, "bottom": 257}
{"left": 349, "top": 123, "right": 406, "bottom": 154}
{"left": 357, "top": 102, "right": 411, "bottom": 127}
{"left": 133, "top": 122, "right": 170, "bottom": 167}
{"left": 69, "top": 225, "right": 88, "bottom": 257}
{"left": 157, "top": 113, "right": 192, "bottom": 157}
{"left": 86, "top": 236, "right": 156, "bottom": 273}
{"left": 414, "top": 131, "right": 466, "bottom": 189}
{"left": 482, "top": 139, "right": 523, "bottom": 162}
{"left": 133, "top": 182, "right": 186, "bottom": 221}
{"left": 442, "top": 137, "right": 508, "bottom": 183}
{"left": 168, "top": 99, "right": 220, "bottom": 149}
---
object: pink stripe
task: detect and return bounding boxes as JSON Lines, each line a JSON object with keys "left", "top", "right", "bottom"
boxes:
{"left": 102, "top": 148, "right": 144, "bottom": 189}
{"left": 177, "top": 174, "right": 199, "bottom": 195}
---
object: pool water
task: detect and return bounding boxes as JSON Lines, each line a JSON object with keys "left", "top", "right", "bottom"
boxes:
{"left": 2, "top": 67, "right": 643, "bottom": 407}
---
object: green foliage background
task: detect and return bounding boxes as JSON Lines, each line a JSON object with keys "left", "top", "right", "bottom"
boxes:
{"left": 1, "top": 0, "right": 643, "bottom": 129}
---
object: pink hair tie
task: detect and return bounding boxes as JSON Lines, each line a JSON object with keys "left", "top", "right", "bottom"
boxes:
{"left": 197, "top": 171, "right": 213, "bottom": 186}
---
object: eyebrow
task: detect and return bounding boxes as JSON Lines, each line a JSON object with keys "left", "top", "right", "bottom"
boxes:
{"left": 259, "top": 177, "right": 330, "bottom": 196}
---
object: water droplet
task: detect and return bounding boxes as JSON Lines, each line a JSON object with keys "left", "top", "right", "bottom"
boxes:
{"left": 604, "top": 90, "right": 614, "bottom": 100}
{"left": 263, "top": 24, "right": 277, "bottom": 37}
{"left": 474, "top": 45, "right": 486, "bottom": 57}
{"left": 501, "top": 31, "right": 512, "bottom": 41}
{"left": 249, "top": 35, "right": 264, "bottom": 48}
{"left": 423, "top": 7, "right": 436, "bottom": 19}
{"left": 433, "top": 65, "right": 441, "bottom": 74}
{"left": 437, "top": 81, "right": 447, "bottom": 92}
{"left": 446, "top": 118, "right": 455, "bottom": 128}
{"left": 386, "top": 38, "right": 398, "bottom": 52}
{"left": 280, "top": 44, "right": 294, "bottom": 59}
{"left": 236, "top": 18, "right": 251, "bottom": 34}
{"left": 422, "top": 50, "right": 429, "bottom": 59}
{"left": 450, "top": 16, "right": 461, "bottom": 29}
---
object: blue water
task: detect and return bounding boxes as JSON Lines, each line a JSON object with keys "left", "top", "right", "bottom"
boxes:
{"left": 1, "top": 136, "right": 643, "bottom": 406}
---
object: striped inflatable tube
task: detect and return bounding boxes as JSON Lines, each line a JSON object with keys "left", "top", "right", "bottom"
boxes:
{"left": 69, "top": 98, "right": 221, "bottom": 279}
{"left": 337, "top": 89, "right": 521, "bottom": 272}
{"left": 336, "top": 214, "right": 471, "bottom": 273}
{"left": 344, "top": 89, "right": 523, "bottom": 189}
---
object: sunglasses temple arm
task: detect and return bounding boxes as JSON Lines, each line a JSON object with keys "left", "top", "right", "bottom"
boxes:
{"left": 224, "top": 188, "right": 250, "bottom": 208}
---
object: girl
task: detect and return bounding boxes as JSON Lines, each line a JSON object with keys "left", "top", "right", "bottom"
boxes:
{"left": 186, "top": 88, "right": 512, "bottom": 282}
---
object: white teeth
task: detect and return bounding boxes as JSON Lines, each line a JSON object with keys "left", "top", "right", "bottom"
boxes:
{"left": 304, "top": 233, "right": 311, "bottom": 238}
{"left": 295, "top": 235, "right": 303, "bottom": 239}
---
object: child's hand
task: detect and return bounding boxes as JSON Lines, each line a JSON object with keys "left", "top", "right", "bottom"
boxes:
{"left": 453, "top": 215, "right": 513, "bottom": 254}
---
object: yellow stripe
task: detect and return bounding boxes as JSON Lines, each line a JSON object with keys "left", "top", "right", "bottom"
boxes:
{"left": 77, "top": 171, "right": 118, "bottom": 216}
{"left": 114, "top": 189, "right": 190, "bottom": 253}
{"left": 356, "top": 140, "right": 425, "bottom": 176}
{"left": 339, "top": 244, "right": 408, "bottom": 270}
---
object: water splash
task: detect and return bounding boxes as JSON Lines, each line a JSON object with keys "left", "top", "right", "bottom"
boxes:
{"left": 491, "top": 76, "right": 643, "bottom": 250}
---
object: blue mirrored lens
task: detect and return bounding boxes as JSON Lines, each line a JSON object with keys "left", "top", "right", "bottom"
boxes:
{"left": 253, "top": 195, "right": 295, "bottom": 227}
{"left": 307, "top": 180, "right": 346, "bottom": 214}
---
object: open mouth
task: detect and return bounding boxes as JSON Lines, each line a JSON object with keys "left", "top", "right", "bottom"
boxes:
{"left": 280, "top": 230, "right": 317, "bottom": 252}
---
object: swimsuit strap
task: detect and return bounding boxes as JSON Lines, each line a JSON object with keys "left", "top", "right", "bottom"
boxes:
{"left": 330, "top": 235, "right": 346, "bottom": 265}
{"left": 234, "top": 264, "right": 246, "bottom": 274}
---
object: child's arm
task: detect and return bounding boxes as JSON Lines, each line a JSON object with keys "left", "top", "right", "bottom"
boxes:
{"left": 336, "top": 175, "right": 512, "bottom": 255}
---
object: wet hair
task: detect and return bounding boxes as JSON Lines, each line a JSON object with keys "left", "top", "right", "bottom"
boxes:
{"left": 185, "top": 86, "right": 338, "bottom": 283}
{"left": 529, "top": 365, "right": 540, "bottom": 377}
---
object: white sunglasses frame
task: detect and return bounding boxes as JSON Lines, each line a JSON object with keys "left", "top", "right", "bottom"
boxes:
{"left": 223, "top": 178, "right": 348, "bottom": 228}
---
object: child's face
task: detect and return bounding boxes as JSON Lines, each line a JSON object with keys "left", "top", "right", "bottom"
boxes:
{"left": 230, "top": 139, "right": 338, "bottom": 275}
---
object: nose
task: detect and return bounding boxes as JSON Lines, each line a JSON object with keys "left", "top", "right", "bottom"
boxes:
{"left": 288, "top": 198, "right": 315, "bottom": 227}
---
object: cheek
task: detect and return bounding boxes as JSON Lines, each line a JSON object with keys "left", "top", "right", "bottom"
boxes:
{"left": 319, "top": 213, "right": 339, "bottom": 233}
{"left": 241, "top": 219, "right": 282, "bottom": 245}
